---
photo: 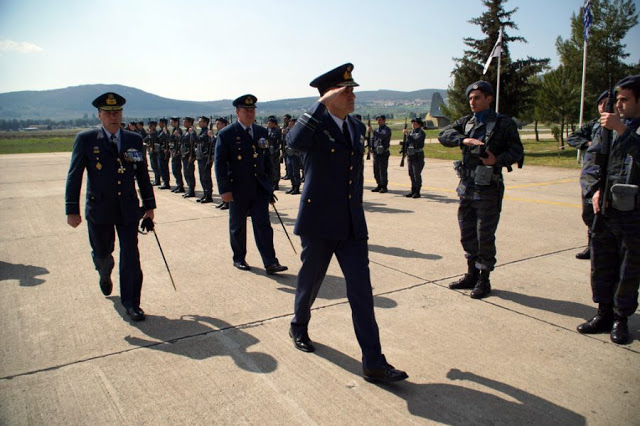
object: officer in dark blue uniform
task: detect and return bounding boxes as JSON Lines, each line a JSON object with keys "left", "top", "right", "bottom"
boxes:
{"left": 284, "top": 118, "right": 302, "bottom": 195}
{"left": 157, "top": 118, "right": 171, "bottom": 189}
{"left": 214, "top": 94, "right": 287, "bottom": 275}
{"left": 368, "top": 114, "right": 392, "bottom": 193}
{"left": 266, "top": 116, "right": 282, "bottom": 191}
{"left": 438, "top": 81, "right": 524, "bottom": 299}
{"left": 196, "top": 116, "right": 214, "bottom": 203}
{"left": 567, "top": 91, "right": 608, "bottom": 259}
{"left": 578, "top": 75, "right": 640, "bottom": 345}
{"left": 169, "top": 116, "right": 184, "bottom": 193}
{"left": 65, "top": 92, "right": 156, "bottom": 321}
{"left": 403, "top": 117, "right": 426, "bottom": 198}
{"left": 286, "top": 63, "right": 408, "bottom": 384}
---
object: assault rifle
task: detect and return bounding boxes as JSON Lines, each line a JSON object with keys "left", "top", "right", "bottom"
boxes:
{"left": 592, "top": 76, "right": 615, "bottom": 232}
{"left": 399, "top": 117, "right": 408, "bottom": 167}
{"left": 366, "top": 116, "right": 372, "bottom": 160}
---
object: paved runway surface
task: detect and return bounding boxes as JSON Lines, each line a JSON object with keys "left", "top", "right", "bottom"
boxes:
{"left": 0, "top": 152, "right": 638, "bottom": 425}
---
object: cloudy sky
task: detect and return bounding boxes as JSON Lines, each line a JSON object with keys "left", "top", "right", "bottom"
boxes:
{"left": 0, "top": 0, "right": 638, "bottom": 101}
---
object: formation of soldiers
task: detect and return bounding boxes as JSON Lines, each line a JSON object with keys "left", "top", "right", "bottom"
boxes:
{"left": 124, "top": 113, "right": 426, "bottom": 206}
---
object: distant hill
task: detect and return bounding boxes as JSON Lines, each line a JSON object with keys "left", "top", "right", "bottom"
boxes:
{"left": 0, "top": 84, "right": 447, "bottom": 121}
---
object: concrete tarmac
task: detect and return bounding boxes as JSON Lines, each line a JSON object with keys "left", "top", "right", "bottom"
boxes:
{"left": 0, "top": 152, "right": 638, "bottom": 425}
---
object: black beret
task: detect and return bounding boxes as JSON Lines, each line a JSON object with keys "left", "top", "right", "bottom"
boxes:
{"left": 170, "top": 116, "right": 180, "bottom": 121}
{"left": 616, "top": 75, "right": 640, "bottom": 92}
{"left": 92, "top": 92, "right": 126, "bottom": 110}
{"left": 199, "top": 116, "right": 210, "bottom": 123}
{"left": 233, "top": 94, "right": 257, "bottom": 108}
{"left": 129, "top": 121, "right": 137, "bottom": 126}
{"left": 310, "top": 63, "right": 359, "bottom": 95}
{"left": 466, "top": 81, "right": 494, "bottom": 97}
{"left": 216, "top": 117, "right": 229, "bottom": 125}
{"left": 159, "top": 117, "right": 168, "bottom": 123}
{"left": 184, "top": 116, "right": 194, "bottom": 122}
{"left": 375, "top": 114, "right": 386, "bottom": 120}
{"left": 137, "top": 120, "right": 144, "bottom": 125}
{"left": 596, "top": 90, "right": 609, "bottom": 105}
{"left": 148, "top": 120, "right": 157, "bottom": 125}
{"left": 411, "top": 117, "right": 424, "bottom": 126}
{"left": 354, "top": 114, "right": 362, "bottom": 121}
{"left": 267, "top": 116, "right": 278, "bottom": 123}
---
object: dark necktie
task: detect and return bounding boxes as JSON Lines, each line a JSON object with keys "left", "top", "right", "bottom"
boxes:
{"left": 246, "top": 126, "right": 252, "bottom": 140}
{"left": 110, "top": 134, "right": 118, "bottom": 152}
{"left": 342, "top": 121, "right": 352, "bottom": 147}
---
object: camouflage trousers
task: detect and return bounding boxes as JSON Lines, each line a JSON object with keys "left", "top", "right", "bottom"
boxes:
{"left": 457, "top": 196, "right": 503, "bottom": 271}
{"left": 591, "top": 210, "right": 640, "bottom": 317}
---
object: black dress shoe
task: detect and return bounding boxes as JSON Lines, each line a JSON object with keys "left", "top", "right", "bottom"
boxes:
{"left": 126, "top": 307, "right": 146, "bottom": 321}
{"left": 159, "top": 185, "right": 171, "bottom": 190}
{"left": 215, "top": 202, "right": 224, "bottom": 208}
{"left": 371, "top": 186, "right": 381, "bottom": 192}
{"left": 99, "top": 277, "right": 112, "bottom": 296}
{"left": 266, "top": 263, "right": 288, "bottom": 275}
{"left": 289, "top": 328, "right": 315, "bottom": 352}
{"left": 575, "top": 247, "right": 590, "bottom": 259}
{"left": 233, "top": 261, "right": 251, "bottom": 271}
{"left": 175, "top": 187, "right": 186, "bottom": 193}
{"left": 610, "top": 316, "right": 630, "bottom": 344}
{"left": 404, "top": 192, "right": 414, "bottom": 197}
{"left": 577, "top": 314, "right": 614, "bottom": 334}
{"left": 219, "top": 202, "right": 229, "bottom": 210}
{"left": 379, "top": 187, "right": 388, "bottom": 193}
{"left": 363, "top": 363, "right": 408, "bottom": 383}
{"left": 470, "top": 280, "right": 491, "bottom": 299}
{"left": 449, "top": 274, "right": 477, "bottom": 290}
{"left": 200, "top": 198, "right": 213, "bottom": 204}
{"left": 412, "top": 193, "right": 421, "bottom": 198}
{"left": 183, "top": 191, "right": 196, "bottom": 198}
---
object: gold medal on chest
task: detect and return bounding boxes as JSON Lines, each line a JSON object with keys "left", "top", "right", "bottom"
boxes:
{"left": 253, "top": 153, "right": 258, "bottom": 158}
{"left": 96, "top": 162, "right": 102, "bottom": 170}
{"left": 237, "top": 155, "right": 242, "bottom": 160}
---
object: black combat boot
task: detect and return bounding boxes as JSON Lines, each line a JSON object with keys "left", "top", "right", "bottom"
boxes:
{"left": 470, "top": 270, "right": 491, "bottom": 299}
{"left": 449, "top": 260, "right": 479, "bottom": 290}
{"left": 290, "top": 185, "right": 300, "bottom": 195}
{"left": 371, "top": 185, "right": 382, "bottom": 192}
{"left": 183, "top": 188, "right": 196, "bottom": 198}
{"left": 577, "top": 303, "right": 614, "bottom": 334}
{"left": 412, "top": 190, "right": 421, "bottom": 198}
{"left": 379, "top": 186, "right": 388, "bottom": 193}
{"left": 201, "top": 192, "right": 213, "bottom": 204}
{"left": 611, "top": 314, "right": 630, "bottom": 344}
{"left": 575, "top": 233, "right": 591, "bottom": 259}
{"left": 405, "top": 187, "right": 415, "bottom": 197}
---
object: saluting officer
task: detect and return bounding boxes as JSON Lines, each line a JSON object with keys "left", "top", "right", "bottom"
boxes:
{"left": 369, "top": 114, "right": 391, "bottom": 193}
{"left": 195, "top": 116, "right": 214, "bottom": 203}
{"left": 214, "top": 94, "right": 287, "bottom": 275}
{"left": 157, "top": 118, "right": 171, "bottom": 189}
{"left": 438, "top": 81, "right": 524, "bottom": 299}
{"left": 286, "top": 63, "right": 408, "bottom": 384}
{"left": 266, "top": 116, "right": 282, "bottom": 190}
{"left": 144, "top": 120, "right": 160, "bottom": 185}
{"left": 403, "top": 117, "right": 426, "bottom": 198}
{"left": 65, "top": 92, "right": 156, "bottom": 321}
{"left": 169, "top": 116, "right": 184, "bottom": 193}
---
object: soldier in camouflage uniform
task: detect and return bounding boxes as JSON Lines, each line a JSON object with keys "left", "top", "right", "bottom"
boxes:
{"left": 267, "top": 116, "right": 282, "bottom": 190}
{"left": 567, "top": 91, "right": 608, "bottom": 259}
{"left": 213, "top": 117, "right": 230, "bottom": 210}
{"left": 169, "top": 116, "right": 184, "bottom": 193}
{"left": 368, "top": 114, "right": 391, "bottom": 193}
{"left": 144, "top": 120, "right": 160, "bottom": 185}
{"left": 577, "top": 75, "right": 640, "bottom": 345}
{"left": 157, "top": 118, "right": 171, "bottom": 189}
{"left": 195, "top": 116, "right": 214, "bottom": 203}
{"left": 438, "top": 81, "right": 524, "bottom": 299}
{"left": 403, "top": 117, "right": 426, "bottom": 198}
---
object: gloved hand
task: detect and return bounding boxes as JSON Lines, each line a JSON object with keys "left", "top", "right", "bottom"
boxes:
{"left": 270, "top": 193, "right": 278, "bottom": 204}
{"left": 140, "top": 216, "right": 155, "bottom": 233}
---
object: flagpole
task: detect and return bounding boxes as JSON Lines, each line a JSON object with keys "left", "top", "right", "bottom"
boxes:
{"left": 578, "top": 40, "right": 588, "bottom": 162}
{"left": 495, "top": 45, "right": 501, "bottom": 113}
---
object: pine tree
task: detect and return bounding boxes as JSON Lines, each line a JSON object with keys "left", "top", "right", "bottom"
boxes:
{"left": 556, "top": 0, "right": 639, "bottom": 121}
{"left": 443, "top": 0, "right": 549, "bottom": 120}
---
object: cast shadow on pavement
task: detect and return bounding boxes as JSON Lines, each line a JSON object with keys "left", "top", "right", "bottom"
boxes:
{"left": 0, "top": 260, "right": 49, "bottom": 287}
{"left": 363, "top": 201, "right": 413, "bottom": 214}
{"left": 368, "top": 244, "right": 442, "bottom": 260}
{"left": 378, "top": 188, "right": 459, "bottom": 204}
{"left": 272, "top": 273, "right": 397, "bottom": 309}
{"left": 313, "top": 342, "right": 586, "bottom": 425}
{"left": 109, "top": 300, "right": 277, "bottom": 374}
